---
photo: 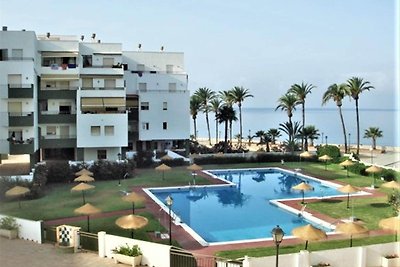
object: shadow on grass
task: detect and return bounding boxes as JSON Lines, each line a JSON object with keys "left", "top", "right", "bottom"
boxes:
{"left": 321, "top": 199, "right": 343, "bottom": 204}
{"left": 370, "top": 203, "right": 390, "bottom": 208}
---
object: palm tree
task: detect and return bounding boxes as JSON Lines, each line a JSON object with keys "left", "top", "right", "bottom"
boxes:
{"left": 275, "top": 93, "right": 298, "bottom": 127}
{"left": 254, "top": 130, "right": 270, "bottom": 152}
{"left": 216, "top": 105, "right": 237, "bottom": 153}
{"left": 267, "top": 128, "right": 281, "bottom": 145}
{"left": 279, "top": 121, "right": 302, "bottom": 144}
{"left": 219, "top": 90, "right": 235, "bottom": 143}
{"left": 289, "top": 82, "right": 315, "bottom": 149}
{"left": 210, "top": 97, "right": 222, "bottom": 144}
{"left": 190, "top": 95, "right": 201, "bottom": 140}
{"left": 346, "top": 77, "right": 374, "bottom": 154}
{"left": 299, "top": 125, "right": 320, "bottom": 151}
{"left": 322, "top": 83, "right": 349, "bottom": 152}
{"left": 230, "top": 86, "right": 253, "bottom": 147}
{"left": 195, "top": 87, "right": 216, "bottom": 145}
{"left": 364, "top": 127, "right": 383, "bottom": 150}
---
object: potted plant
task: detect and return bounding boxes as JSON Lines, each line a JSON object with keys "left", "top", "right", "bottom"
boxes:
{"left": 382, "top": 254, "right": 399, "bottom": 267}
{"left": 0, "top": 216, "right": 19, "bottom": 239}
{"left": 112, "top": 244, "right": 142, "bottom": 267}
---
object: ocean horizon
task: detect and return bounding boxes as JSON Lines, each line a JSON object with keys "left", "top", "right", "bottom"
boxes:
{"left": 191, "top": 108, "right": 400, "bottom": 147}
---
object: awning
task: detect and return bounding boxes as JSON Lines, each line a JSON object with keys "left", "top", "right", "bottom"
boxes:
{"left": 103, "top": 98, "right": 125, "bottom": 107}
{"left": 41, "top": 52, "right": 79, "bottom": 58}
{"left": 126, "top": 99, "right": 138, "bottom": 108}
{"left": 81, "top": 98, "right": 103, "bottom": 107}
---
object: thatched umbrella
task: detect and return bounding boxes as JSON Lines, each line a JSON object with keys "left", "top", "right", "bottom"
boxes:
{"left": 381, "top": 180, "right": 400, "bottom": 190}
{"left": 71, "top": 183, "right": 95, "bottom": 204}
{"left": 155, "top": 163, "right": 171, "bottom": 180}
{"left": 379, "top": 215, "right": 400, "bottom": 241}
{"left": 318, "top": 154, "right": 332, "bottom": 170}
{"left": 365, "top": 165, "right": 383, "bottom": 188}
{"left": 5, "top": 186, "right": 30, "bottom": 208}
{"left": 74, "top": 203, "right": 101, "bottom": 232}
{"left": 337, "top": 184, "right": 360, "bottom": 209}
{"left": 335, "top": 221, "right": 368, "bottom": 247}
{"left": 292, "top": 224, "right": 327, "bottom": 250}
{"left": 115, "top": 214, "right": 149, "bottom": 238}
{"left": 74, "top": 174, "right": 95, "bottom": 183}
{"left": 122, "top": 192, "right": 146, "bottom": 214}
{"left": 75, "top": 168, "right": 93, "bottom": 176}
{"left": 292, "top": 182, "right": 314, "bottom": 204}
{"left": 187, "top": 164, "right": 203, "bottom": 185}
{"left": 340, "top": 159, "right": 355, "bottom": 177}
{"left": 299, "top": 151, "right": 313, "bottom": 162}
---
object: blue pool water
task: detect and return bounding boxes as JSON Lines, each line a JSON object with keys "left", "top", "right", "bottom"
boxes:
{"left": 150, "top": 168, "right": 344, "bottom": 243}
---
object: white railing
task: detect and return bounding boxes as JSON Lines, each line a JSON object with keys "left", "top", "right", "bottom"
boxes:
{"left": 0, "top": 214, "right": 42, "bottom": 243}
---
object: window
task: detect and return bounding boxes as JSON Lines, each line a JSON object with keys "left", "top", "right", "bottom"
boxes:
{"left": 166, "top": 64, "right": 173, "bottom": 73}
{"left": 138, "top": 83, "right": 147, "bottom": 91}
{"left": 103, "top": 57, "right": 114, "bottom": 67}
{"left": 140, "top": 102, "right": 149, "bottom": 110}
{"left": 97, "top": 150, "right": 107, "bottom": 160}
{"left": 104, "top": 126, "right": 114, "bottom": 136}
{"left": 82, "top": 55, "right": 92, "bottom": 67}
{"left": 142, "top": 122, "right": 149, "bottom": 130}
{"left": 168, "top": 83, "right": 176, "bottom": 91}
{"left": 137, "top": 64, "right": 145, "bottom": 71}
{"left": 0, "top": 49, "right": 8, "bottom": 61}
{"left": 163, "top": 122, "right": 168, "bottom": 130}
{"left": 46, "top": 126, "right": 56, "bottom": 135}
{"left": 12, "top": 49, "right": 23, "bottom": 59}
{"left": 91, "top": 126, "right": 101, "bottom": 136}
{"left": 39, "top": 100, "right": 48, "bottom": 112}
{"left": 163, "top": 102, "right": 167, "bottom": 110}
{"left": 104, "top": 79, "right": 116, "bottom": 89}
{"left": 82, "top": 78, "right": 93, "bottom": 89}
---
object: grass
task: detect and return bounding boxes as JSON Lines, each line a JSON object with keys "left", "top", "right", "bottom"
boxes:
{"left": 0, "top": 161, "right": 398, "bottom": 252}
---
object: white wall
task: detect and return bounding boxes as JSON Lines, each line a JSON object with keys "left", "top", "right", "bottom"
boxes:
{"left": 99, "top": 231, "right": 171, "bottom": 267}
{"left": 83, "top": 147, "right": 121, "bottom": 161}
{"left": 0, "top": 214, "right": 42, "bottom": 243}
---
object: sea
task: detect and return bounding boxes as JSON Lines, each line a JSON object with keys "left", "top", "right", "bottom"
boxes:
{"left": 192, "top": 108, "right": 400, "bottom": 148}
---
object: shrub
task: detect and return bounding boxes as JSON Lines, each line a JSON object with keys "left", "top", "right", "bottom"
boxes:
{"left": 91, "top": 161, "right": 130, "bottom": 181}
{"left": 112, "top": 244, "right": 142, "bottom": 257}
{"left": 347, "top": 162, "right": 367, "bottom": 176}
{"left": 0, "top": 216, "right": 19, "bottom": 230}
{"left": 161, "top": 158, "right": 186, "bottom": 167}
{"left": 316, "top": 145, "right": 341, "bottom": 162}
{"left": 136, "top": 150, "right": 154, "bottom": 168}
{"left": 46, "top": 161, "right": 73, "bottom": 183}
{"left": 381, "top": 169, "right": 399, "bottom": 182}
{"left": 388, "top": 191, "right": 400, "bottom": 215}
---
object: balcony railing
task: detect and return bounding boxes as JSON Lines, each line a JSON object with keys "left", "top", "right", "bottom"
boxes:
{"left": 9, "top": 138, "right": 35, "bottom": 154}
{"left": 81, "top": 87, "right": 124, "bottom": 90}
{"left": 7, "top": 84, "right": 34, "bottom": 98}
{"left": 39, "top": 88, "right": 77, "bottom": 99}
{"left": 0, "top": 57, "right": 34, "bottom": 61}
{"left": 83, "top": 65, "right": 123, "bottom": 69}
{"left": 39, "top": 112, "right": 76, "bottom": 123}
{"left": 8, "top": 112, "right": 34, "bottom": 127}
{"left": 130, "top": 70, "right": 186, "bottom": 75}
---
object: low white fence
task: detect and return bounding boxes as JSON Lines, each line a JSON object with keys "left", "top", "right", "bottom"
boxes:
{"left": 98, "top": 231, "right": 171, "bottom": 267}
{"left": 243, "top": 242, "right": 400, "bottom": 267}
{"left": 0, "top": 214, "right": 42, "bottom": 243}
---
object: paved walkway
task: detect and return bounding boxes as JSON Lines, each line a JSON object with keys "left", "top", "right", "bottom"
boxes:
{"left": 0, "top": 237, "right": 116, "bottom": 267}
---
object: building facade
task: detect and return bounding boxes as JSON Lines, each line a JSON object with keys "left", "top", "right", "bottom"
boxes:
{"left": 0, "top": 27, "right": 190, "bottom": 165}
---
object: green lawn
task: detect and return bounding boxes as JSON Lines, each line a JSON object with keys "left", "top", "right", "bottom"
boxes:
{"left": 0, "top": 161, "right": 398, "bottom": 252}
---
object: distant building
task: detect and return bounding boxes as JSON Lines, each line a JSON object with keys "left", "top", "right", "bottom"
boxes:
{"left": 0, "top": 27, "right": 190, "bottom": 166}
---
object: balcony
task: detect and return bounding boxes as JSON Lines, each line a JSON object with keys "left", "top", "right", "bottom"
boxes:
{"left": 0, "top": 57, "right": 34, "bottom": 62}
{"left": 80, "top": 65, "right": 124, "bottom": 76}
{"left": 40, "top": 135, "right": 76, "bottom": 149}
{"left": 41, "top": 64, "right": 79, "bottom": 76}
{"left": 9, "top": 139, "right": 35, "bottom": 154}
{"left": 8, "top": 84, "right": 34, "bottom": 98}
{"left": 39, "top": 111, "right": 76, "bottom": 124}
{"left": 39, "top": 88, "right": 77, "bottom": 99}
{"left": 8, "top": 112, "right": 34, "bottom": 127}
{"left": 81, "top": 87, "right": 124, "bottom": 91}
{"left": 128, "top": 110, "right": 139, "bottom": 121}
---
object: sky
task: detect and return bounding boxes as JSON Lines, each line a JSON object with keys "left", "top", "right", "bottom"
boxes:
{"left": 0, "top": 0, "right": 398, "bottom": 110}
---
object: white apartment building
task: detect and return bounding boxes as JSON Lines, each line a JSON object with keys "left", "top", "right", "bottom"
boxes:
{"left": 0, "top": 27, "right": 190, "bottom": 166}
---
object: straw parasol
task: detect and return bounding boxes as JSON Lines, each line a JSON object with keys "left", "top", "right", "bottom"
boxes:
{"left": 381, "top": 180, "right": 400, "bottom": 190}
{"left": 115, "top": 214, "right": 149, "bottom": 238}
{"left": 335, "top": 221, "right": 368, "bottom": 247}
{"left": 299, "top": 151, "right": 313, "bottom": 160}
{"left": 337, "top": 184, "right": 360, "bottom": 209}
{"left": 5, "top": 186, "right": 30, "bottom": 208}
{"left": 71, "top": 183, "right": 95, "bottom": 204}
{"left": 339, "top": 159, "right": 355, "bottom": 177}
{"left": 292, "top": 224, "right": 327, "bottom": 250}
{"left": 122, "top": 192, "right": 146, "bottom": 214}
{"left": 365, "top": 165, "right": 383, "bottom": 188}
{"left": 292, "top": 182, "right": 314, "bottom": 204}
{"left": 74, "top": 174, "right": 95, "bottom": 183}
{"left": 155, "top": 163, "right": 171, "bottom": 180}
{"left": 318, "top": 154, "right": 332, "bottom": 170}
{"left": 187, "top": 164, "right": 203, "bottom": 185}
{"left": 74, "top": 203, "right": 101, "bottom": 232}
{"left": 379, "top": 215, "right": 400, "bottom": 241}
{"left": 75, "top": 168, "right": 93, "bottom": 176}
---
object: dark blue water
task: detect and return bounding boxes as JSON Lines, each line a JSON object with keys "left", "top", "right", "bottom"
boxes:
{"left": 193, "top": 108, "right": 399, "bottom": 147}
{"left": 151, "top": 168, "right": 344, "bottom": 243}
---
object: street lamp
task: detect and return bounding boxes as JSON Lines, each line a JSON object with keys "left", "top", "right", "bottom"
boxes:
{"left": 348, "top": 133, "right": 351, "bottom": 152}
{"left": 165, "top": 195, "right": 173, "bottom": 245}
{"left": 325, "top": 136, "right": 328, "bottom": 146}
{"left": 321, "top": 132, "right": 324, "bottom": 145}
{"left": 272, "top": 225, "right": 284, "bottom": 267}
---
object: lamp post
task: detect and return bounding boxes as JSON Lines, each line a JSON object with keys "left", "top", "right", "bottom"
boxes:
{"left": 348, "top": 133, "right": 351, "bottom": 153}
{"left": 325, "top": 136, "right": 328, "bottom": 146}
{"left": 321, "top": 132, "right": 324, "bottom": 145}
{"left": 117, "top": 153, "right": 122, "bottom": 186}
{"left": 165, "top": 195, "right": 173, "bottom": 245}
{"left": 272, "top": 225, "right": 284, "bottom": 267}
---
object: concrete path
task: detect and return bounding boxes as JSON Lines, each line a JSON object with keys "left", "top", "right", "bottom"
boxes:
{"left": 0, "top": 237, "right": 116, "bottom": 267}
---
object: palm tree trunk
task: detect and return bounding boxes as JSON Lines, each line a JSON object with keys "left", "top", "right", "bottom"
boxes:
{"left": 338, "top": 106, "right": 348, "bottom": 153}
{"left": 239, "top": 103, "right": 242, "bottom": 147}
{"left": 302, "top": 103, "right": 305, "bottom": 150}
{"left": 372, "top": 138, "right": 376, "bottom": 150}
{"left": 355, "top": 99, "right": 360, "bottom": 154}
{"left": 193, "top": 118, "right": 197, "bottom": 140}
{"left": 229, "top": 120, "right": 233, "bottom": 144}
{"left": 224, "top": 120, "right": 229, "bottom": 153}
{"left": 205, "top": 111, "right": 211, "bottom": 146}
{"left": 304, "top": 136, "right": 309, "bottom": 151}
{"left": 215, "top": 116, "right": 219, "bottom": 143}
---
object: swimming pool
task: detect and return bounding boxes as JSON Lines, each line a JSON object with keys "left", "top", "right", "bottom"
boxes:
{"left": 146, "top": 168, "right": 349, "bottom": 245}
